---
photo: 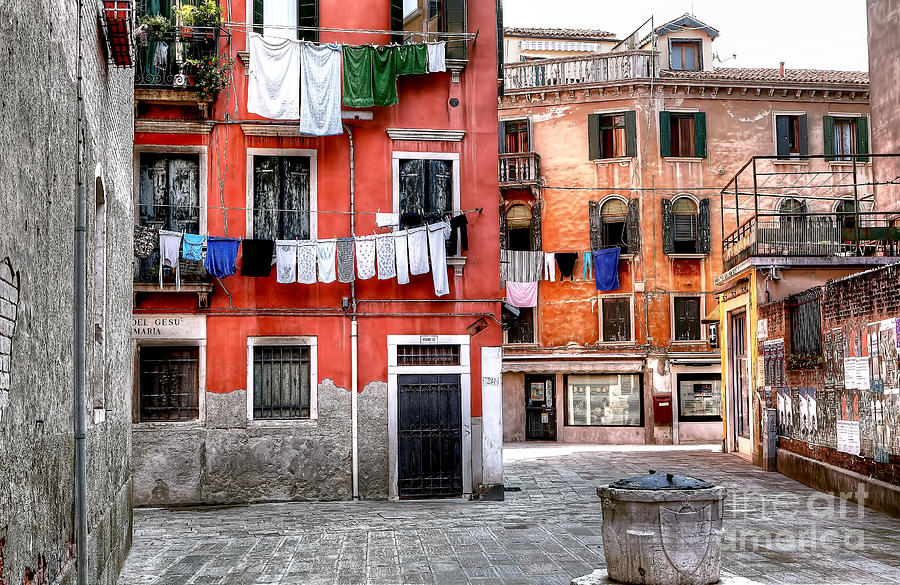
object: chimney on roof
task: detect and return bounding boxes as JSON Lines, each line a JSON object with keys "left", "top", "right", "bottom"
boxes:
{"left": 780, "top": 61, "right": 785, "bottom": 77}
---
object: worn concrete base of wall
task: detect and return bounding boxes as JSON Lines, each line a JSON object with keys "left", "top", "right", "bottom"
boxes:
{"left": 571, "top": 569, "right": 763, "bottom": 585}
{"left": 777, "top": 449, "right": 900, "bottom": 518}
{"left": 133, "top": 379, "right": 378, "bottom": 506}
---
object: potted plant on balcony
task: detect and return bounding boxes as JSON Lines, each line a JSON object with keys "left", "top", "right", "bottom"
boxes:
{"left": 186, "top": 54, "right": 234, "bottom": 100}
{"left": 194, "top": 0, "right": 223, "bottom": 38}
{"left": 137, "top": 13, "right": 170, "bottom": 41}
{"left": 176, "top": 4, "right": 198, "bottom": 39}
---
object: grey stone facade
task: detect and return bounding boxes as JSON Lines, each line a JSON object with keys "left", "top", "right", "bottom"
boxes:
{"left": 133, "top": 379, "right": 391, "bottom": 506}
{"left": 0, "top": 1, "right": 134, "bottom": 584}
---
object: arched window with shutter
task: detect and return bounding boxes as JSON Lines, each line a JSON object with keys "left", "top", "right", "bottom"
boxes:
{"left": 506, "top": 203, "right": 533, "bottom": 251}
{"left": 672, "top": 196, "right": 699, "bottom": 253}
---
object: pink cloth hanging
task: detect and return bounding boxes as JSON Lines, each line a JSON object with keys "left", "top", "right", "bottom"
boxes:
{"left": 505, "top": 281, "right": 538, "bottom": 308}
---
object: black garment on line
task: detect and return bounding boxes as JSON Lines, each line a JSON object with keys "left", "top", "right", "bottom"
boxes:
{"left": 449, "top": 213, "right": 469, "bottom": 251}
{"left": 241, "top": 239, "right": 275, "bottom": 277}
{"left": 555, "top": 252, "right": 579, "bottom": 280}
{"left": 401, "top": 212, "right": 423, "bottom": 227}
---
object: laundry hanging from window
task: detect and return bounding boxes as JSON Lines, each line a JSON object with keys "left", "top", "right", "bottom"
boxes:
{"left": 248, "top": 34, "right": 301, "bottom": 120}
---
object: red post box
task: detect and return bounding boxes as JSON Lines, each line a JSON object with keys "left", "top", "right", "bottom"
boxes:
{"left": 653, "top": 393, "right": 673, "bottom": 424}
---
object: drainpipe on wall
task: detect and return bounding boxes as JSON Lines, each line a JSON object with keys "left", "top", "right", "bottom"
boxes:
{"left": 344, "top": 123, "right": 360, "bottom": 500}
{"left": 73, "top": 0, "right": 89, "bottom": 581}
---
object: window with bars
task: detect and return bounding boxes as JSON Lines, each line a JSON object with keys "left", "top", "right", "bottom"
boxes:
{"left": 138, "top": 346, "right": 200, "bottom": 422}
{"left": 673, "top": 296, "right": 702, "bottom": 341}
{"left": 397, "top": 344, "right": 461, "bottom": 366}
{"left": 790, "top": 291, "right": 822, "bottom": 357}
{"left": 252, "top": 345, "right": 311, "bottom": 420}
{"left": 601, "top": 297, "right": 632, "bottom": 342}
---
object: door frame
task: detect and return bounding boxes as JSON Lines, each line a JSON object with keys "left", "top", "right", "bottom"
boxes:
{"left": 728, "top": 309, "right": 753, "bottom": 455}
{"left": 387, "top": 335, "right": 471, "bottom": 501}
{"left": 524, "top": 373, "right": 557, "bottom": 441}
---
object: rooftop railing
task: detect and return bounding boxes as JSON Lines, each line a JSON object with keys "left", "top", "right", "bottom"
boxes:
{"left": 503, "top": 50, "right": 659, "bottom": 91}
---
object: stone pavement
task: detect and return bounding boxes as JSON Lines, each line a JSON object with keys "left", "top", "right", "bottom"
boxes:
{"left": 117, "top": 444, "right": 900, "bottom": 585}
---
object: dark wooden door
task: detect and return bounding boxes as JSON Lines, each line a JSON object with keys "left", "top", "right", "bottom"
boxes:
{"left": 397, "top": 374, "right": 463, "bottom": 498}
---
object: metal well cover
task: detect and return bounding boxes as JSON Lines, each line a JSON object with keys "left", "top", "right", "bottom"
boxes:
{"left": 608, "top": 470, "right": 714, "bottom": 490}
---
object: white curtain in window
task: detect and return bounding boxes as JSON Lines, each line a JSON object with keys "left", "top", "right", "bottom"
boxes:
{"left": 264, "top": 0, "right": 297, "bottom": 40}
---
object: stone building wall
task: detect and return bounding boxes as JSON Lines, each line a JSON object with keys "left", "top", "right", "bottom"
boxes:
{"left": 0, "top": 1, "right": 134, "bottom": 584}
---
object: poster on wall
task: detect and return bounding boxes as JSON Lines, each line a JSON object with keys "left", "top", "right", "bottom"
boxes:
{"left": 836, "top": 419, "right": 861, "bottom": 456}
{"left": 530, "top": 382, "right": 545, "bottom": 403}
{"left": 878, "top": 319, "right": 898, "bottom": 394}
{"left": 799, "top": 388, "right": 809, "bottom": 435}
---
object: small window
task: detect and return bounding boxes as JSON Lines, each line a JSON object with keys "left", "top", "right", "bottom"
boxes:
{"left": 601, "top": 297, "right": 632, "bottom": 342}
{"left": 672, "top": 197, "right": 699, "bottom": 253}
{"left": 503, "top": 120, "right": 530, "bottom": 153}
{"left": 506, "top": 204, "right": 534, "bottom": 251}
{"left": 673, "top": 296, "right": 701, "bottom": 341}
{"left": 670, "top": 114, "right": 695, "bottom": 157}
{"left": 833, "top": 118, "right": 856, "bottom": 161}
{"left": 779, "top": 198, "right": 807, "bottom": 229}
{"left": 397, "top": 344, "right": 460, "bottom": 366}
{"left": 835, "top": 199, "right": 857, "bottom": 230}
{"left": 789, "top": 290, "right": 822, "bottom": 358}
{"left": 504, "top": 306, "right": 535, "bottom": 344}
{"left": 775, "top": 114, "right": 808, "bottom": 158}
{"left": 399, "top": 158, "right": 454, "bottom": 227}
{"left": 601, "top": 199, "right": 628, "bottom": 250}
{"left": 588, "top": 111, "right": 636, "bottom": 160}
{"left": 670, "top": 40, "right": 701, "bottom": 71}
{"left": 252, "top": 345, "right": 311, "bottom": 420}
{"left": 565, "top": 374, "right": 642, "bottom": 426}
{"left": 393, "top": 0, "right": 467, "bottom": 59}
{"left": 253, "top": 0, "right": 318, "bottom": 41}
{"left": 138, "top": 346, "right": 200, "bottom": 422}
{"left": 252, "top": 155, "right": 312, "bottom": 240}
{"left": 677, "top": 373, "right": 722, "bottom": 422}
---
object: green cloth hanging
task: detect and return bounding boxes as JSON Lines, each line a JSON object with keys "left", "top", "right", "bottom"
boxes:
{"left": 342, "top": 45, "right": 374, "bottom": 108}
{"left": 396, "top": 44, "right": 428, "bottom": 75}
{"left": 372, "top": 45, "right": 398, "bottom": 106}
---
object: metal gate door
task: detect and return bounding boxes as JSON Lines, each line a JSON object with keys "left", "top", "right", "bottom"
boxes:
{"left": 397, "top": 374, "right": 463, "bottom": 498}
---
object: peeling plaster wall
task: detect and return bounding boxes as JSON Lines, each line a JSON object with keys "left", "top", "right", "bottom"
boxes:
{"left": 0, "top": 1, "right": 134, "bottom": 583}
{"left": 133, "top": 380, "right": 391, "bottom": 505}
{"left": 867, "top": 0, "right": 900, "bottom": 209}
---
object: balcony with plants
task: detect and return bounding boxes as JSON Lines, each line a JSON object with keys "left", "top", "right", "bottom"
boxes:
{"left": 134, "top": 0, "right": 232, "bottom": 116}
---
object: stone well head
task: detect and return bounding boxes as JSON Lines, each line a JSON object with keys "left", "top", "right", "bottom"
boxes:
{"left": 597, "top": 470, "right": 727, "bottom": 585}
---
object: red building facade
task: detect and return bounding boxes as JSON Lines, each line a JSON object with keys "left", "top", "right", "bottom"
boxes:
{"left": 131, "top": 0, "right": 503, "bottom": 503}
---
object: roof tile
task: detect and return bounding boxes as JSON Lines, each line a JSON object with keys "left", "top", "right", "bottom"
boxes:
{"left": 503, "top": 27, "right": 616, "bottom": 40}
{"left": 661, "top": 67, "right": 868, "bottom": 84}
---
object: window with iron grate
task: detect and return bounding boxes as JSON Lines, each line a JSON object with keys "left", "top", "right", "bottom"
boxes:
{"left": 253, "top": 345, "right": 311, "bottom": 419}
{"left": 397, "top": 344, "right": 461, "bottom": 366}
{"left": 138, "top": 346, "right": 200, "bottom": 422}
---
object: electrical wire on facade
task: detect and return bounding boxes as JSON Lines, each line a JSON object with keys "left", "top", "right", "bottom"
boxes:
{"left": 218, "top": 20, "right": 477, "bottom": 40}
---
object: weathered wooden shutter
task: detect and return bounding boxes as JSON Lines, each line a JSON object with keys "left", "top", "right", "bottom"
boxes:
{"left": 798, "top": 114, "right": 808, "bottom": 156}
{"left": 674, "top": 297, "right": 701, "bottom": 340}
{"left": 626, "top": 198, "right": 640, "bottom": 254}
{"left": 399, "top": 159, "right": 426, "bottom": 216}
{"left": 603, "top": 298, "right": 631, "bottom": 341}
{"left": 855, "top": 117, "right": 869, "bottom": 161}
{"left": 530, "top": 200, "right": 542, "bottom": 251}
{"left": 589, "top": 201, "right": 601, "bottom": 250}
{"left": 445, "top": 0, "right": 467, "bottom": 61}
{"left": 499, "top": 201, "right": 508, "bottom": 250}
{"left": 698, "top": 198, "right": 711, "bottom": 254}
{"left": 588, "top": 114, "right": 601, "bottom": 160}
{"left": 661, "top": 198, "right": 674, "bottom": 254}
{"left": 775, "top": 115, "right": 790, "bottom": 158}
{"left": 297, "top": 0, "right": 318, "bottom": 42}
{"left": 624, "top": 110, "right": 637, "bottom": 158}
{"left": 281, "top": 157, "right": 311, "bottom": 240}
{"left": 526, "top": 117, "right": 534, "bottom": 151}
{"left": 428, "top": 160, "right": 453, "bottom": 214}
{"left": 253, "top": 156, "right": 281, "bottom": 241}
{"left": 498, "top": 121, "right": 506, "bottom": 154}
{"left": 659, "top": 111, "right": 671, "bottom": 158}
{"left": 253, "top": 0, "right": 264, "bottom": 34}
{"left": 139, "top": 155, "right": 169, "bottom": 228}
{"left": 168, "top": 157, "right": 201, "bottom": 234}
{"left": 390, "top": 0, "right": 404, "bottom": 44}
{"left": 823, "top": 116, "right": 835, "bottom": 161}
{"left": 693, "top": 112, "right": 707, "bottom": 158}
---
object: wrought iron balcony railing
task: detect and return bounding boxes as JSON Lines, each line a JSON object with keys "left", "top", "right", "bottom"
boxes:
{"left": 503, "top": 50, "right": 659, "bottom": 92}
{"left": 499, "top": 152, "right": 540, "bottom": 188}
{"left": 134, "top": 29, "right": 219, "bottom": 88}
{"left": 722, "top": 213, "right": 900, "bottom": 272}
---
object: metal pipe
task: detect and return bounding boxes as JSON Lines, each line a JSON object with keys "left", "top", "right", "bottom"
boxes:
{"left": 344, "top": 123, "right": 359, "bottom": 500}
{"left": 73, "top": 0, "right": 88, "bottom": 582}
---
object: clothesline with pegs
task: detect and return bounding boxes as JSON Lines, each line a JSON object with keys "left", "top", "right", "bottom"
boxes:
{"left": 138, "top": 204, "right": 484, "bottom": 215}
{"left": 221, "top": 20, "right": 477, "bottom": 40}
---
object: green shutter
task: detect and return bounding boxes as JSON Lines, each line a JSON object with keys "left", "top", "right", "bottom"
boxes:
{"left": 823, "top": 116, "right": 835, "bottom": 161}
{"left": 693, "top": 112, "right": 707, "bottom": 158}
{"left": 498, "top": 121, "right": 506, "bottom": 154}
{"left": 856, "top": 117, "right": 869, "bottom": 161}
{"left": 661, "top": 198, "right": 674, "bottom": 254}
{"left": 445, "top": 0, "right": 467, "bottom": 61}
{"left": 588, "top": 114, "right": 600, "bottom": 160}
{"left": 390, "top": 0, "right": 404, "bottom": 44}
{"left": 775, "top": 115, "right": 790, "bottom": 158}
{"left": 659, "top": 111, "right": 671, "bottom": 158}
{"left": 253, "top": 0, "right": 264, "bottom": 34}
{"left": 799, "top": 114, "right": 809, "bottom": 157}
{"left": 298, "top": 0, "right": 318, "bottom": 42}
{"left": 626, "top": 198, "right": 641, "bottom": 254}
{"left": 698, "top": 198, "right": 711, "bottom": 254}
{"left": 624, "top": 110, "right": 637, "bottom": 158}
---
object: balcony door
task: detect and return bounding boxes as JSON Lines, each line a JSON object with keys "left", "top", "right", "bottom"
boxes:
{"left": 499, "top": 119, "right": 533, "bottom": 183}
{"left": 730, "top": 311, "right": 751, "bottom": 455}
